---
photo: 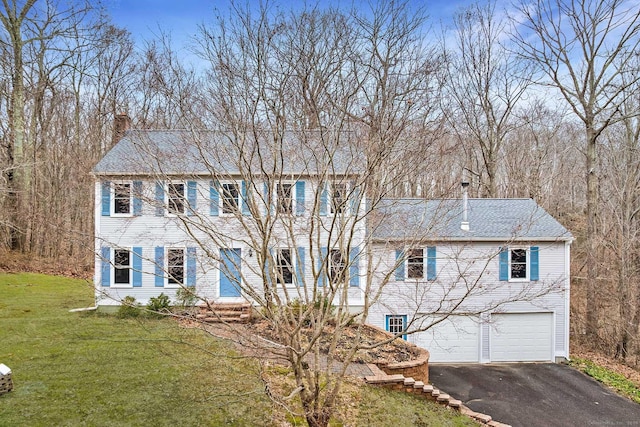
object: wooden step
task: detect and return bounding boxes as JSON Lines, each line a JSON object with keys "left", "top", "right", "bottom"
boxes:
{"left": 197, "top": 302, "right": 252, "bottom": 323}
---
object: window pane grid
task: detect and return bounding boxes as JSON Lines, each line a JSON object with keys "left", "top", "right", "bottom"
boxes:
{"left": 114, "top": 249, "right": 131, "bottom": 284}
{"left": 331, "top": 183, "right": 347, "bottom": 214}
{"left": 407, "top": 248, "right": 424, "bottom": 279}
{"left": 510, "top": 249, "right": 527, "bottom": 279}
{"left": 222, "top": 183, "right": 239, "bottom": 214}
{"left": 168, "top": 249, "right": 185, "bottom": 284}
{"left": 277, "top": 183, "right": 293, "bottom": 214}
{"left": 388, "top": 316, "right": 405, "bottom": 335}
{"left": 113, "top": 183, "right": 131, "bottom": 214}
{"left": 276, "top": 249, "right": 293, "bottom": 284}
{"left": 328, "top": 249, "right": 346, "bottom": 283}
{"left": 168, "top": 183, "right": 185, "bottom": 214}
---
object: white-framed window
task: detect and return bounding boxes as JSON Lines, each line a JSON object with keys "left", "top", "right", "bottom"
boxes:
{"left": 386, "top": 314, "right": 407, "bottom": 339}
{"left": 275, "top": 248, "right": 294, "bottom": 285}
{"left": 510, "top": 248, "right": 528, "bottom": 280}
{"left": 168, "top": 183, "right": 185, "bottom": 215}
{"left": 114, "top": 248, "right": 132, "bottom": 286}
{"left": 221, "top": 182, "right": 239, "bottom": 214}
{"left": 113, "top": 182, "right": 132, "bottom": 215}
{"left": 167, "top": 248, "right": 185, "bottom": 286}
{"left": 328, "top": 249, "right": 346, "bottom": 283}
{"left": 277, "top": 182, "right": 294, "bottom": 215}
{"left": 407, "top": 248, "right": 424, "bottom": 279}
{"left": 330, "top": 182, "right": 348, "bottom": 215}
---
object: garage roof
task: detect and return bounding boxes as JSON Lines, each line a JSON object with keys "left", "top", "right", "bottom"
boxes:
{"left": 371, "top": 198, "right": 572, "bottom": 242}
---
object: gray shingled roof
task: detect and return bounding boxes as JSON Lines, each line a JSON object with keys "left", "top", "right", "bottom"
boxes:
{"left": 371, "top": 198, "right": 572, "bottom": 242}
{"left": 93, "top": 130, "right": 364, "bottom": 176}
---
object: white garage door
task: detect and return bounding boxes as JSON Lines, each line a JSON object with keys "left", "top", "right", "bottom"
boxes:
{"left": 414, "top": 316, "right": 480, "bottom": 363}
{"left": 491, "top": 313, "right": 553, "bottom": 362}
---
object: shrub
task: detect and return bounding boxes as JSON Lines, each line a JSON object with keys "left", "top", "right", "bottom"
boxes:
{"left": 147, "top": 293, "right": 171, "bottom": 316}
{"left": 175, "top": 287, "right": 198, "bottom": 307}
{"left": 117, "top": 296, "right": 141, "bottom": 318}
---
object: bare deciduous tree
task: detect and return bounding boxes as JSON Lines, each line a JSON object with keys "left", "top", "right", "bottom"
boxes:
{"left": 513, "top": 0, "right": 640, "bottom": 336}
{"left": 443, "top": 0, "right": 532, "bottom": 197}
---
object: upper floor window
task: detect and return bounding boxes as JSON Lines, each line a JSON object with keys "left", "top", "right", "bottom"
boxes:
{"left": 275, "top": 249, "right": 294, "bottom": 285}
{"left": 113, "top": 183, "right": 131, "bottom": 215}
{"left": 167, "top": 248, "right": 185, "bottom": 285}
{"left": 510, "top": 249, "right": 527, "bottom": 279}
{"left": 499, "top": 246, "right": 539, "bottom": 282}
{"left": 331, "top": 182, "right": 348, "bottom": 214}
{"left": 277, "top": 183, "right": 293, "bottom": 215}
{"left": 407, "top": 249, "right": 424, "bottom": 279}
{"left": 221, "top": 182, "right": 239, "bottom": 214}
{"left": 168, "top": 183, "right": 185, "bottom": 215}
{"left": 114, "top": 249, "right": 131, "bottom": 285}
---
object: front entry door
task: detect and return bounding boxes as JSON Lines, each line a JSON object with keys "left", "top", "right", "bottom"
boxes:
{"left": 220, "top": 248, "right": 242, "bottom": 297}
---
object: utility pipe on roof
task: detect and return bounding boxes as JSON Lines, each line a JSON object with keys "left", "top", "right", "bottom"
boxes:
{"left": 461, "top": 181, "right": 470, "bottom": 232}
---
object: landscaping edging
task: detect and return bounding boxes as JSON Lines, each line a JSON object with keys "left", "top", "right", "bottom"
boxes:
{"left": 375, "top": 346, "right": 430, "bottom": 383}
{"left": 363, "top": 368, "right": 511, "bottom": 427}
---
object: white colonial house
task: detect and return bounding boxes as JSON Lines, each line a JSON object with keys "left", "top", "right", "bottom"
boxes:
{"left": 93, "top": 127, "right": 572, "bottom": 364}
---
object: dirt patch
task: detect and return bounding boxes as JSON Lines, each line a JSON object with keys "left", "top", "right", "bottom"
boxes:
{"left": 191, "top": 317, "right": 422, "bottom": 366}
{"left": 247, "top": 318, "right": 421, "bottom": 365}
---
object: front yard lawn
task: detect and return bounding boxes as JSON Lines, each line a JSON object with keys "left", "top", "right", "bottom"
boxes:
{"left": 0, "top": 273, "right": 474, "bottom": 426}
{"left": 0, "top": 273, "right": 269, "bottom": 426}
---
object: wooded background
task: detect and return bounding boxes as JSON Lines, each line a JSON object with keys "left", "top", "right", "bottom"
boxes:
{"left": 1, "top": 0, "right": 638, "bottom": 365}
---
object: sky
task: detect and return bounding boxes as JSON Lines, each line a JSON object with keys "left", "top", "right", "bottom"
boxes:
{"left": 105, "top": 0, "right": 478, "bottom": 53}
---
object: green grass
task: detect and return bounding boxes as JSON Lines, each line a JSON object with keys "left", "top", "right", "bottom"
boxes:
{"left": 0, "top": 272, "right": 475, "bottom": 426}
{"left": 0, "top": 273, "right": 270, "bottom": 426}
{"left": 570, "top": 357, "right": 640, "bottom": 404}
{"left": 356, "top": 386, "right": 475, "bottom": 426}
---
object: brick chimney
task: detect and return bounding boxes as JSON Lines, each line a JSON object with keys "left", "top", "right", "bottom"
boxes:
{"left": 112, "top": 113, "right": 131, "bottom": 146}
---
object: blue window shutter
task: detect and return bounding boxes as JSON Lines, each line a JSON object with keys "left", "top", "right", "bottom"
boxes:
{"left": 132, "top": 181, "right": 143, "bottom": 216}
{"left": 319, "top": 182, "right": 327, "bottom": 216}
{"left": 101, "top": 247, "right": 110, "bottom": 287}
{"left": 350, "top": 184, "right": 360, "bottom": 215}
{"left": 317, "top": 247, "right": 327, "bottom": 287}
{"left": 187, "top": 181, "right": 197, "bottom": 216}
{"left": 186, "top": 247, "right": 196, "bottom": 287}
{"left": 263, "top": 182, "right": 268, "bottom": 215}
{"left": 210, "top": 181, "right": 219, "bottom": 216}
{"left": 349, "top": 247, "right": 360, "bottom": 287}
{"left": 101, "top": 181, "right": 111, "bottom": 216}
{"left": 401, "top": 315, "right": 407, "bottom": 340}
{"left": 132, "top": 247, "right": 142, "bottom": 287}
{"left": 241, "top": 181, "right": 250, "bottom": 215}
{"left": 296, "top": 181, "right": 305, "bottom": 216}
{"left": 296, "top": 247, "right": 305, "bottom": 287}
{"left": 499, "top": 248, "right": 509, "bottom": 281}
{"left": 395, "top": 249, "right": 405, "bottom": 281}
{"left": 427, "top": 246, "right": 436, "bottom": 281}
{"left": 155, "top": 246, "right": 164, "bottom": 287}
{"left": 155, "top": 182, "right": 164, "bottom": 216}
{"left": 263, "top": 248, "right": 272, "bottom": 287}
{"left": 530, "top": 246, "right": 539, "bottom": 281}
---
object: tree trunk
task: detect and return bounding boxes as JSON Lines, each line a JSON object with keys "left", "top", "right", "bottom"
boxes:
{"left": 585, "top": 125, "right": 599, "bottom": 336}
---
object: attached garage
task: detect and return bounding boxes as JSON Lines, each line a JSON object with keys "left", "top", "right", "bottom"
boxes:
{"left": 490, "top": 313, "right": 554, "bottom": 362}
{"left": 414, "top": 316, "right": 480, "bottom": 363}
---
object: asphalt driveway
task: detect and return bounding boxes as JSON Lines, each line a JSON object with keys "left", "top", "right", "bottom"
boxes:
{"left": 429, "top": 363, "right": 640, "bottom": 427}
